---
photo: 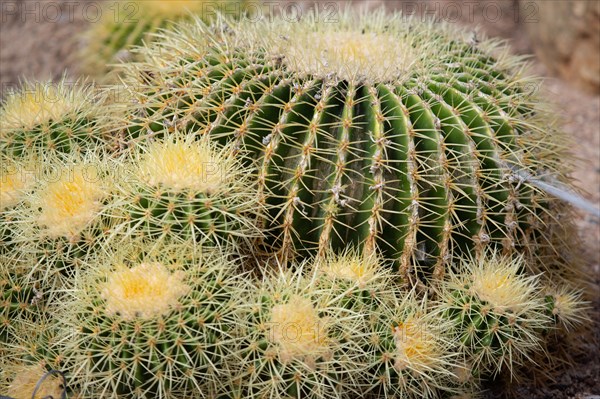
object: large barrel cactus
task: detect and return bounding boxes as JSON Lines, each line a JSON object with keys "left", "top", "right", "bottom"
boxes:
{"left": 114, "top": 11, "right": 574, "bottom": 281}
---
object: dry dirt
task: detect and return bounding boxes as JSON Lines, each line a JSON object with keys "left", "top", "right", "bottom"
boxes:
{"left": 0, "top": 1, "right": 598, "bottom": 398}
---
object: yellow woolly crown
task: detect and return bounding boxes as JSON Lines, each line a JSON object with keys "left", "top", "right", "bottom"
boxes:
{"left": 35, "top": 165, "right": 106, "bottom": 239}
{"left": 102, "top": 262, "right": 190, "bottom": 320}
{"left": 138, "top": 138, "right": 228, "bottom": 194}
{"left": 269, "top": 295, "right": 330, "bottom": 363}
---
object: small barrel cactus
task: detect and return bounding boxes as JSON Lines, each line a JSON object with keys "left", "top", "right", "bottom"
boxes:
{"left": 228, "top": 264, "right": 369, "bottom": 399}
{"left": 79, "top": 0, "right": 244, "bottom": 79}
{"left": 542, "top": 284, "right": 589, "bottom": 331}
{"left": 32, "top": 241, "right": 249, "bottom": 398}
{"left": 113, "top": 10, "right": 575, "bottom": 281}
{"left": 109, "top": 133, "right": 263, "bottom": 248}
{"left": 6, "top": 153, "right": 113, "bottom": 276}
{"left": 352, "top": 291, "right": 466, "bottom": 399}
{"left": 0, "top": 79, "right": 107, "bottom": 158}
{"left": 437, "top": 251, "right": 551, "bottom": 377}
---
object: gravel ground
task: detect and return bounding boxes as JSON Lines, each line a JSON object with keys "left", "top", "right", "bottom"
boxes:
{"left": 1, "top": 1, "right": 598, "bottom": 398}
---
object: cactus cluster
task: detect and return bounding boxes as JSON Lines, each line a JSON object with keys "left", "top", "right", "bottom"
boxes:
{"left": 0, "top": 7, "right": 594, "bottom": 399}
{"left": 218, "top": 252, "right": 469, "bottom": 399}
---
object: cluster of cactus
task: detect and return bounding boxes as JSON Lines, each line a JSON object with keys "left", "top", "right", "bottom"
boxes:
{"left": 0, "top": 7, "right": 594, "bottom": 399}
{"left": 2, "top": 245, "right": 586, "bottom": 398}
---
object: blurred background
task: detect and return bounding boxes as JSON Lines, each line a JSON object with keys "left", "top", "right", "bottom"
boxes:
{"left": 1, "top": 1, "right": 599, "bottom": 397}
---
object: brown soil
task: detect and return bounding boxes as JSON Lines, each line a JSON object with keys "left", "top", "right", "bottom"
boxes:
{"left": 1, "top": 1, "right": 598, "bottom": 398}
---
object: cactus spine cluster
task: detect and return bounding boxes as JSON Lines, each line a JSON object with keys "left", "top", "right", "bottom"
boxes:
{"left": 115, "top": 11, "right": 572, "bottom": 282}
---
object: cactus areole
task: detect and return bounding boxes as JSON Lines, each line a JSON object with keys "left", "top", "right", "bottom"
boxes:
{"left": 122, "top": 11, "right": 570, "bottom": 277}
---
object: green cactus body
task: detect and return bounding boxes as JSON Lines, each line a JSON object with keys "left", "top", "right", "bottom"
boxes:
{"left": 114, "top": 11, "right": 572, "bottom": 279}
{"left": 40, "top": 243, "right": 247, "bottom": 398}
{"left": 109, "top": 134, "right": 263, "bottom": 248}
{"left": 79, "top": 0, "right": 244, "bottom": 79}
{"left": 439, "top": 252, "right": 550, "bottom": 377}
{"left": 0, "top": 80, "right": 106, "bottom": 158}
